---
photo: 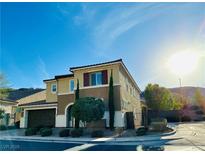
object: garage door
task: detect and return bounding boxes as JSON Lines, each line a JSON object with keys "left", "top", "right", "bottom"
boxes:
{"left": 27, "top": 109, "right": 56, "bottom": 128}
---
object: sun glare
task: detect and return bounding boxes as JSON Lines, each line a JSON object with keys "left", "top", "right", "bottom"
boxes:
{"left": 168, "top": 51, "right": 199, "bottom": 77}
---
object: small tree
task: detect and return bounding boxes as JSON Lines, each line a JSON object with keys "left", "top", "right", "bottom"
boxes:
{"left": 0, "top": 108, "right": 5, "bottom": 119}
{"left": 144, "top": 83, "right": 184, "bottom": 117}
{"left": 0, "top": 73, "right": 12, "bottom": 100}
{"left": 108, "top": 71, "right": 115, "bottom": 130}
{"left": 71, "top": 97, "right": 105, "bottom": 124}
{"left": 194, "top": 89, "right": 205, "bottom": 112}
{"left": 74, "top": 79, "right": 80, "bottom": 128}
{"left": 75, "top": 79, "right": 80, "bottom": 100}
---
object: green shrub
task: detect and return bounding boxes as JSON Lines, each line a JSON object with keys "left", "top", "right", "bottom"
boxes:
{"left": 40, "top": 128, "right": 52, "bottom": 137}
{"left": 91, "top": 130, "right": 104, "bottom": 138}
{"left": 136, "top": 127, "right": 147, "bottom": 136}
{"left": 70, "top": 128, "right": 83, "bottom": 137}
{"left": 25, "top": 128, "right": 38, "bottom": 136}
{"left": 0, "top": 125, "right": 7, "bottom": 131}
{"left": 59, "top": 129, "right": 70, "bottom": 137}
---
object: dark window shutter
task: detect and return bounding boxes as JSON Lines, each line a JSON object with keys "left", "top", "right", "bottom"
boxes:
{"left": 83, "top": 73, "right": 90, "bottom": 87}
{"left": 102, "top": 70, "right": 108, "bottom": 84}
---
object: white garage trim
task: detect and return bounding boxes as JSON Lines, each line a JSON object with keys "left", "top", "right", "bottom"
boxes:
{"left": 20, "top": 106, "right": 57, "bottom": 128}
{"left": 55, "top": 115, "right": 66, "bottom": 127}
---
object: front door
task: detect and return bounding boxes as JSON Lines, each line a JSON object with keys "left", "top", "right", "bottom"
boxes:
{"left": 126, "top": 112, "right": 134, "bottom": 129}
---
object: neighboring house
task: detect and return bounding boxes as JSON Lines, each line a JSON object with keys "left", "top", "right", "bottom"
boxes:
{"left": 19, "top": 59, "right": 145, "bottom": 129}
{"left": 0, "top": 99, "right": 17, "bottom": 126}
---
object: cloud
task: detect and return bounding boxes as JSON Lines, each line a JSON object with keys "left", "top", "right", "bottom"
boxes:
{"left": 70, "top": 3, "right": 167, "bottom": 56}
{"left": 57, "top": 3, "right": 70, "bottom": 16}
{"left": 73, "top": 3, "right": 97, "bottom": 26}
{"left": 37, "top": 57, "right": 50, "bottom": 81}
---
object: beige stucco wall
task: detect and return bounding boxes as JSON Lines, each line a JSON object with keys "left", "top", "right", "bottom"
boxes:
{"left": 119, "top": 66, "right": 142, "bottom": 127}
{"left": 73, "top": 63, "right": 120, "bottom": 88}
{"left": 46, "top": 80, "right": 57, "bottom": 102}
{"left": 57, "top": 77, "right": 74, "bottom": 94}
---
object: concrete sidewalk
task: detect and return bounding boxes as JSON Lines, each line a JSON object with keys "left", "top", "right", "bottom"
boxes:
{"left": 0, "top": 132, "right": 175, "bottom": 144}
{"left": 0, "top": 123, "right": 176, "bottom": 143}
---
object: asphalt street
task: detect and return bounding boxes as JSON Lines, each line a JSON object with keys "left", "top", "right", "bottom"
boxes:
{"left": 0, "top": 122, "right": 205, "bottom": 151}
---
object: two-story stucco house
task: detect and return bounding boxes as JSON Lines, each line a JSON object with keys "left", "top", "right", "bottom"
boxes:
{"left": 19, "top": 59, "right": 146, "bottom": 129}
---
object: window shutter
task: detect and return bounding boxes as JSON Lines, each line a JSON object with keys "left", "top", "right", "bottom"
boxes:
{"left": 102, "top": 70, "right": 108, "bottom": 84}
{"left": 83, "top": 73, "right": 90, "bottom": 87}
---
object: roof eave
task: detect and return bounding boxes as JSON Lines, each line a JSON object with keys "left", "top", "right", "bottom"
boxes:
{"left": 69, "top": 59, "right": 123, "bottom": 72}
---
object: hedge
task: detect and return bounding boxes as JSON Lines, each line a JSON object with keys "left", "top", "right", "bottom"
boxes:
{"left": 25, "top": 128, "right": 38, "bottom": 136}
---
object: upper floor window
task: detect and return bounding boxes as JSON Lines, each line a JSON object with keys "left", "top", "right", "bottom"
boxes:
{"left": 91, "top": 72, "right": 102, "bottom": 86}
{"left": 83, "top": 70, "right": 108, "bottom": 87}
{"left": 70, "top": 80, "right": 74, "bottom": 92}
{"left": 51, "top": 83, "right": 57, "bottom": 93}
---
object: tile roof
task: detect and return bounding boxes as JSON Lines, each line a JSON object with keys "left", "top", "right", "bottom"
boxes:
{"left": 69, "top": 59, "right": 122, "bottom": 71}
{"left": 55, "top": 74, "right": 74, "bottom": 79}
{"left": 43, "top": 78, "right": 56, "bottom": 82}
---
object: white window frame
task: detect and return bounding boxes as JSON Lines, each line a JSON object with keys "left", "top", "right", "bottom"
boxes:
{"left": 70, "top": 80, "right": 75, "bottom": 92}
{"left": 51, "top": 83, "right": 57, "bottom": 94}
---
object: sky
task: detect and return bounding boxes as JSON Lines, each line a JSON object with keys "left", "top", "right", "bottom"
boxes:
{"left": 1, "top": 2, "right": 205, "bottom": 90}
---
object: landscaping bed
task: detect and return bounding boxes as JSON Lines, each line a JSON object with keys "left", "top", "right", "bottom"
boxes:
{"left": 0, "top": 125, "right": 19, "bottom": 131}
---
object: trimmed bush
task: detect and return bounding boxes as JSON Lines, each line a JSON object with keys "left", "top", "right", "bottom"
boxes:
{"left": 25, "top": 128, "right": 38, "bottom": 136}
{"left": 91, "top": 130, "right": 104, "bottom": 138}
{"left": 0, "top": 125, "right": 7, "bottom": 131}
{"left": 70, "top": 128, "right": 83, "bottom": 137}
{"left": 40, "top": 128, "right": 52, "bottom": 137}
{"left": 136, "top": 127, "right": 147, "bottom": 136}
{"left": 59, "top": 129, "right": 70, "bottom": 137}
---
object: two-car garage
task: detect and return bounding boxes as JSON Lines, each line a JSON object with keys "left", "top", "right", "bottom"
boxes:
{"left": 27, "top": 108, "right": 56, "bottom": 128}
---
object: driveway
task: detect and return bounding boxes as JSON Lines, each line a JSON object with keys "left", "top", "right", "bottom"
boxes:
{"left": 0, "top": 122, "right": 205, "bottom": 151}
{"left": 162, "top": 122, "right": 205, "bottom": 150}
